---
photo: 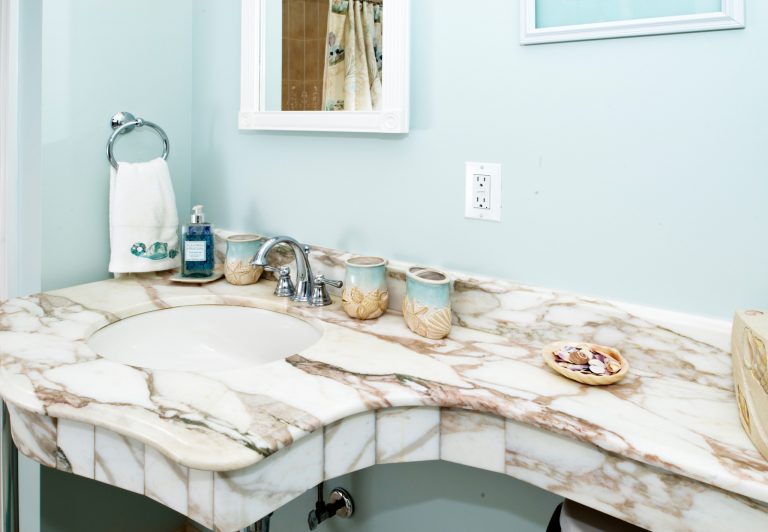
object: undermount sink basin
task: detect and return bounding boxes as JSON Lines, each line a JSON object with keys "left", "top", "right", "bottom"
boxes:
{"left": 87, "top": 305, "right": 321, "bottom": 371}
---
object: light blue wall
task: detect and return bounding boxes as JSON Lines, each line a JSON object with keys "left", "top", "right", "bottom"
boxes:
{"left": 39, "top": 0, "right": 194, "bottom": 292}
{"left": 192, "top": 0, "right": 768, "bottom": 320}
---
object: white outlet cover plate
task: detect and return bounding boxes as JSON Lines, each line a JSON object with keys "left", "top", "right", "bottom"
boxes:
{"left": 465, "top": 162, "right": 502, "bottom": 222}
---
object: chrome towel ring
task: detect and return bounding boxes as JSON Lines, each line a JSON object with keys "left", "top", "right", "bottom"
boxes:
{"left": 107, "top": 111, "right": 170, "bottom": 170}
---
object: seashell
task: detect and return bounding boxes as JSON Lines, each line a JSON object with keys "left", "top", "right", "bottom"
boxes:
{"left": 585, "top": 347, "right": 623, "bottom": 374}
{"left": 589, "top": 359, "right": 606, "bottom": 375}
{"left": 556, "top": 348, "right": 589, "bottom": 365}
{"left": 358, "top": 299, "right": 379, "bottom": 320}
{"left": 343, "top": 287, "right": 388, "bottom": 321}
{"left": 736, "top": 384, "right": 751, "bottom": 433}
{"left": 568, "top": 349, "right": 589, "bottom": 364}
{"left": 543, "top": 342, "right": 628, "bottom": 385}
{"left": 350, "top": 286, "right": 365, "bottom": 304}
{"left": 743, "top": 327, "right": 757, "bottom": 370}
{"left": 605, "top": 358, "right": 622, "bottom": 374}
{"left": 558, "top": 362, "right": 590, "bottom": 372}
{"left": 402, "top": 298, "right": 451, "bottom": 340}
{"left": 225, "top": 259, "right": 263, "bottom": 285}
{"left": 425, "top": 307, "right": 452, "bottom": 339}
{"left": 760, "top": 373, "right": 768, "bottom": 395}
{"left": 402, "top": 298, "right": 428, "bottom": 337}
{"left": 378, "top": 290, "right": 390, "bottom": 312}
{"left": 751, "top": 334, "right": 768, "bottom": 395}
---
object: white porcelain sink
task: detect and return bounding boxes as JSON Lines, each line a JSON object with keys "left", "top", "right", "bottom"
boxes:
{"left": 87, "top": 305, "right": 321, "bottom": 371}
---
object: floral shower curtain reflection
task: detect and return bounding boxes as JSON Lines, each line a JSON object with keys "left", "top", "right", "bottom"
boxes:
{"left": 322, "top": 0, "right": 383, "bottom": 111}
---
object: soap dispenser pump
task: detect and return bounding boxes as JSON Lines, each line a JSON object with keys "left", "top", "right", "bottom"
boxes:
{"left": 181, "top": 205, "right": 214, "bottom": 277}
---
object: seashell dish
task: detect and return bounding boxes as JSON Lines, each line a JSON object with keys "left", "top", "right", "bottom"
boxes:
{"left": 542, "top": 341, "right": 629, "bottom": 386}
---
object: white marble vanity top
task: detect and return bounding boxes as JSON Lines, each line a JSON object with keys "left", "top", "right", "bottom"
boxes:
{"left": 0, "top": 261, "right": 765, "bottom": 516}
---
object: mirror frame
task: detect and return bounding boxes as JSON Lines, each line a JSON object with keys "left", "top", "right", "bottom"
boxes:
{"left": 520, "top": 0, "right": 745, "bottom": 45}
{"left": 240, "top": 0, "right": 410, "bottom": 133}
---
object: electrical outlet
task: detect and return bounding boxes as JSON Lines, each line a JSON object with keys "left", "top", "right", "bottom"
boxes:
{"left": 473, "top": 174, "right": 491, "bottom": 209}
{"left": 474, "top": 190, "right": 490, "bottom": 210}
{"left": 465, "top": 162, "right": 501, "bottom": 222}
{"left": 474, "top": 174, "right": 489, "bottom": 192}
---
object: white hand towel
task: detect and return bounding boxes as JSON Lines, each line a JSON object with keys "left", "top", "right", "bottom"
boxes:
{"left": 109, "top": 158, "right": 181, "bottom": 273}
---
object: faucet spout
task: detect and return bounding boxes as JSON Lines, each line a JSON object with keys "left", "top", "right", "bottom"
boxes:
{"left": 251, "top": 236, "right": 313, "bottom": 302}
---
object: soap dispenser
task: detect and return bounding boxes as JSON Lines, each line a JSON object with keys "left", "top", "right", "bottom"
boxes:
{"left": 181, "top": 205, "right": 214, "bottom": 277}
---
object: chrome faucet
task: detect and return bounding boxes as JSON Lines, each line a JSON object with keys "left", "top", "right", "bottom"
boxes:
{"left": 251, "top": 236, "right": 342, "bottom": 307}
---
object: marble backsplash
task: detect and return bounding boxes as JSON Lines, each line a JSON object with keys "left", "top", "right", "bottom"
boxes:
{"left": 215, "top": 230, "right": 732, "bottom": 381}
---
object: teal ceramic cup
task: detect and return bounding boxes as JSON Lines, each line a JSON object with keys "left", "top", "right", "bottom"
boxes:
{"left": 342, "top": 256, "right": 389, "bottom": 320}
{"left": 403, "top": 267, "right": 451, "bottom": 339}
{"left": 225, "top": 235, "right": 263, "bottom": 285}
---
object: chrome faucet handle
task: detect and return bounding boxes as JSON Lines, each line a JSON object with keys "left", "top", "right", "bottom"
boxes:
{"left": 265, "top": 266, "right": 295, "bottom": 298}
{"left": 309, "top": 274, "right": 343, "bottom": 307}
{"left": 316, "top": 275, "right": 343, "bottom": 289}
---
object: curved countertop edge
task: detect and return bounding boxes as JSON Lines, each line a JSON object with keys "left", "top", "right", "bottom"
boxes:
{"left": 6, "top": 403, "right": 768, "bottom": 532}
{"left": 0, "top": 276, "right": 765, "bottom": 508}
{"left": 2, "top": 353, "right": 767, "bottom": 506}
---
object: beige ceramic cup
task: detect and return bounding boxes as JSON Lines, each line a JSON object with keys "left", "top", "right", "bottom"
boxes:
{"left": 402, "top": 267, "right": 452, "bottom": 339}
{"left": 342, "top": 257, "right": 389, "bottom": 320}
{"left": 224, "top": 235, "right": 263, "bottom": 285}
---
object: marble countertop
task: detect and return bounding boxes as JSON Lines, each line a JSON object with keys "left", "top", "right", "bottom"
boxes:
{"left": 0, "top": 270, "right": 766, "bottom": 508}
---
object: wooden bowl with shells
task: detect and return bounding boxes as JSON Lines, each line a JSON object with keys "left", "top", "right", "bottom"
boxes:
{"left": 542, "top": 342, "right": 629, "bottom": 386}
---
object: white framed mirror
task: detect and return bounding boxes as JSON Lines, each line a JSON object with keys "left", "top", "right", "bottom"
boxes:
{"left": 240, "top": 0, "right": 410, "bottom": 133}
{"left": 521, "top": 0, "right": 745, "bottom": 45}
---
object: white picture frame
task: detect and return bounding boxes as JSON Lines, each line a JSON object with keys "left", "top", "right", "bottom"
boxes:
{"left": 520, "top": 0, "right": 745, "bottom": 45}
{"left": 240, "top": 0, "right": 410, "bottom": 134}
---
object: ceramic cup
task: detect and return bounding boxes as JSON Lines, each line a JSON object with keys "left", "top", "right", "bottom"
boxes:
{"left": 342, "top": 256, "right": 389, "bottom": 320}
{"left": 225, "top": 234, "right": 263, "bottom": 285}
{"left": 403, "top": 267, "right": 452, "bottom": 340}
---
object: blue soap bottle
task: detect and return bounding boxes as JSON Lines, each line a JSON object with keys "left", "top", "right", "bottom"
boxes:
{"left": 181, "top": 205, "right": 214, "bottom": 277}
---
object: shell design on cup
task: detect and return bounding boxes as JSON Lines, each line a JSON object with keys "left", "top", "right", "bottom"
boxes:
{"left": 225, "top": 235, "right": 263, "bottom": 286}
{"left": 745, "top": 327, "right": 768, "bottom": 394}
{"left": 402, "top": 267, "right": 452, "bottom": 340}
{"left": 342, "top": 257, "right": 389, "bottom": 320}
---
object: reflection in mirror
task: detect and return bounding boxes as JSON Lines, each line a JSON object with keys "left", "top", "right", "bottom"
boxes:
{"left": 265, "top": 0, "right": 384, "bottom": 112}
